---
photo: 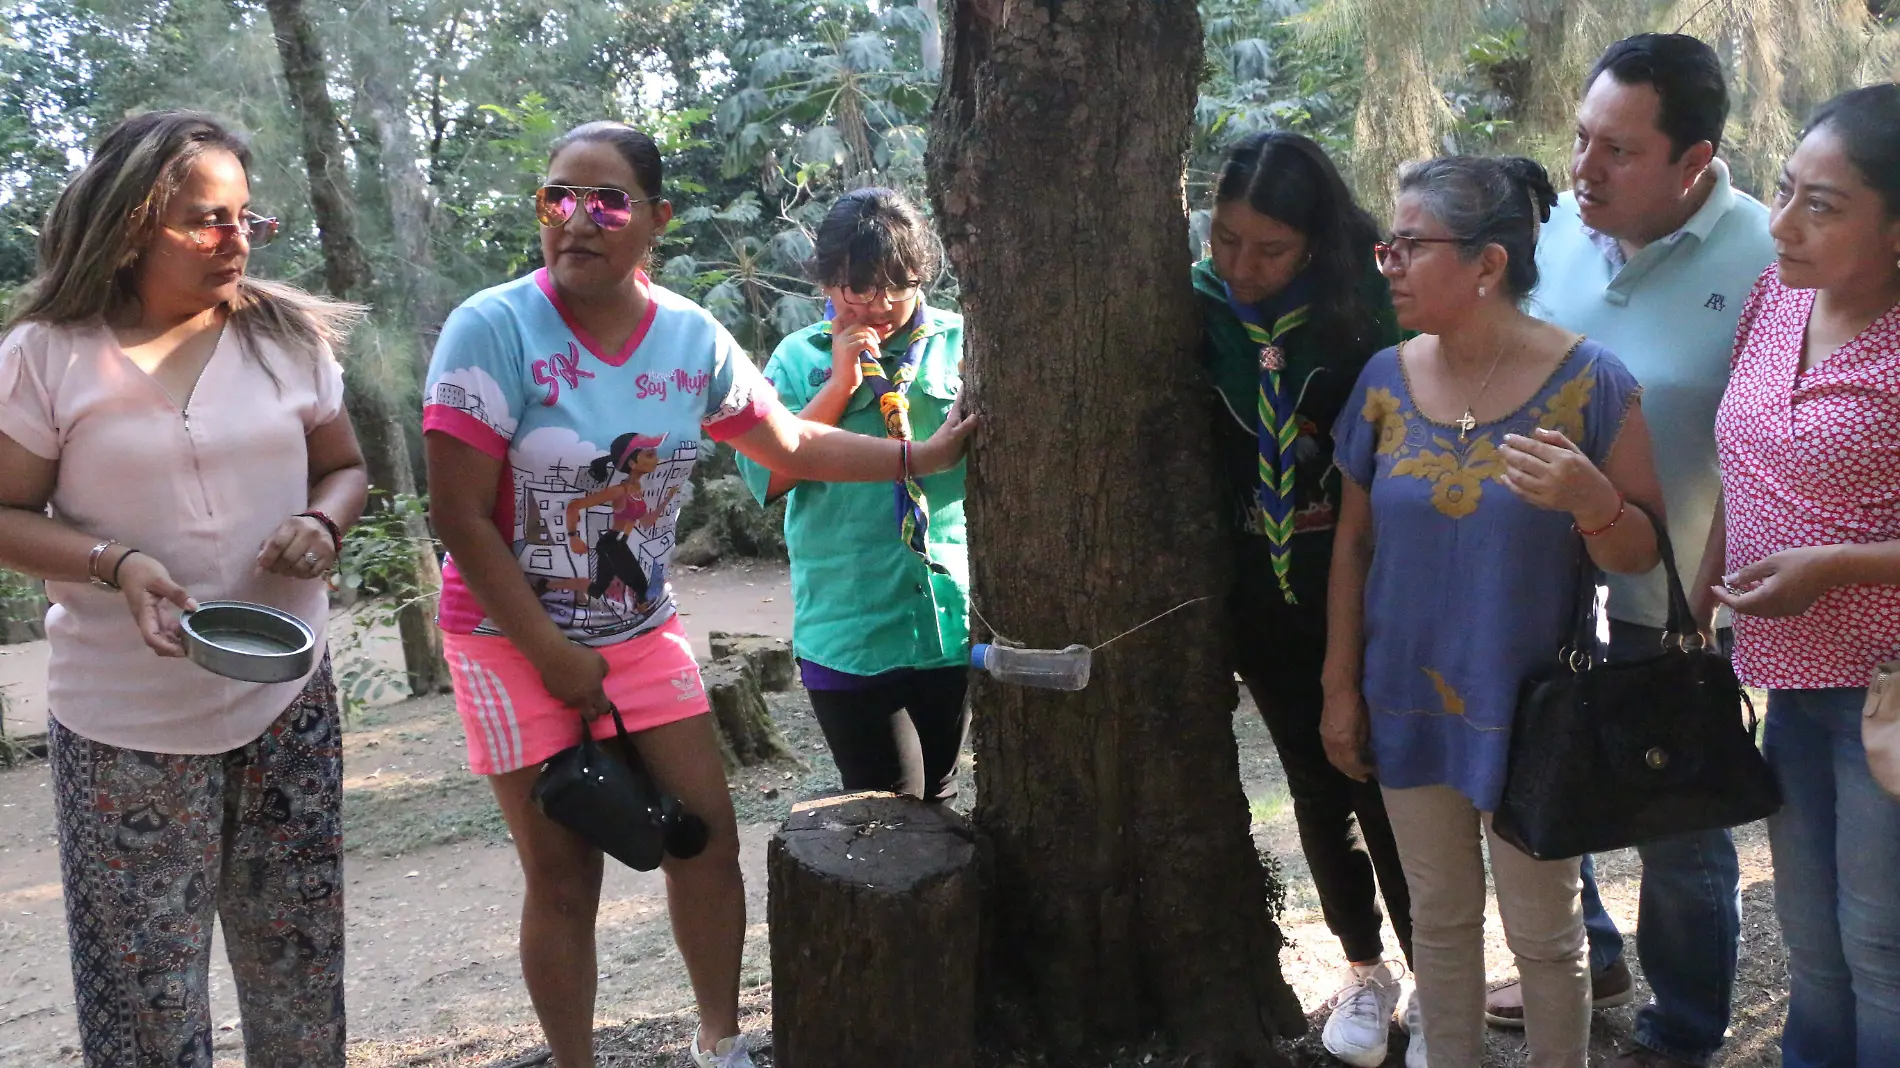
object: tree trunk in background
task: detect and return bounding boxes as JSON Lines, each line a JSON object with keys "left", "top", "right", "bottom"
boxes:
{"left": 917, "top": 1, "right": 943, "bottom": 79}
{"left": 345, "top": 2, "right": 452, "bottom": 697}
{"left": 929, "top": 2, "right": 1303, "bottom": 1063}
{"left": 265, "top": 0, "right": 372, "bottom": 302}
{"left": 268, "top": 0, "right": 448, "bottom": 697}
{"left": 349, "top": 0, "right": 450, "bottom": 346}
{"left": 384, "top": 419, "right": 449, "bottom": 697}
{"left": 1514, "top": 0, "right": 1583, "bottom": 180}
{"left": 265, "top": 0, "right": 391, "bottom": 490}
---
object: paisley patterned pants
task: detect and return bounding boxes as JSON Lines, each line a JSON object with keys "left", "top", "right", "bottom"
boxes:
{"left": 50, "top": 660, "right": 346, "bottom": 1068}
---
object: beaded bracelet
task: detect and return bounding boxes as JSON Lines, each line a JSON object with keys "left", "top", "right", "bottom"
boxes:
{"left": 298, "top": 510, "right": 344, "bottom": 556}
{"left": 1575, "top": 495, "right": 1627, "bottom": 537}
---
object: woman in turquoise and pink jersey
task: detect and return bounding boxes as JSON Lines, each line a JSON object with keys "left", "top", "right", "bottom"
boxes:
{"left": 423, "top": 121, "right": 973, "bottom": 1068}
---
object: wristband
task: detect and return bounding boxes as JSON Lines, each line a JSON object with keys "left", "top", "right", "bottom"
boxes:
{"left": 110, "top": 549, "right": 142, "bottom": 590}
{"left": 901, "top": 440, "right": 912, "bottom": 482}
{"left": 298, "top": 510, "right": 344, "bottom": 556}
{"left": 1574, "top": 495, "right": 1626, "bottom": 537}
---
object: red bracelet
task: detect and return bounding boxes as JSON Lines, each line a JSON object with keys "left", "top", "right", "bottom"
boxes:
{"left": 1574, "top": 495, "right": 1626, "bottom": 537}
{"left": 298, "top": 510, "right": 344, "bottom": 556}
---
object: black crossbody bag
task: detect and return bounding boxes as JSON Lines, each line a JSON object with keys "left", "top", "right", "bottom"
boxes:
{"left": 530, "top": 706, "right": 709, "bottom": 871}
{"left": 1492, "top": 505, "right": 1781, "bottom": 860}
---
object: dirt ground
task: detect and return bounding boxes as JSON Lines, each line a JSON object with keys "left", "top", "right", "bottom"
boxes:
{"left": 0, "top": 562, "right": 1787, "bottom": 1067}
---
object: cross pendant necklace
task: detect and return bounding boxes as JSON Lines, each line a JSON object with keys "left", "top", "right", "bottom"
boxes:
{"left": 1449, "top": 339, "right": 1510, "bottom": 443}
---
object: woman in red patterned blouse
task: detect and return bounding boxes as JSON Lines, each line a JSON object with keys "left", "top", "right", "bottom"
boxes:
{"left": 1707, "top": 84, "right": 1900, "bottom": 1068}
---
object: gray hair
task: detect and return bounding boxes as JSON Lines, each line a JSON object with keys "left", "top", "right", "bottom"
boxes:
{"left": 1395, "top": 155, "right": 1559, "bottom": 300}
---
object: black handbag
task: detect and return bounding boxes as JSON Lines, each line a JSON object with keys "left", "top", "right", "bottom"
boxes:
{"left": 529, "top": 706, "right": 709, "bottom": 871}
{"left": 1492, "top": 506, "right": 1781, "bottom": 861}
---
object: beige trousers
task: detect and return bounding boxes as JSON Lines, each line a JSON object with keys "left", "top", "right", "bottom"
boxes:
{"left": 1382, "top": 783, "right": 1590, "bottom": 1068}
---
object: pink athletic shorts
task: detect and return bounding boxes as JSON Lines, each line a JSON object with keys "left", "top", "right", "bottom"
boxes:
{"left": 443, "top": 616, "right": 711, "bottom": 775}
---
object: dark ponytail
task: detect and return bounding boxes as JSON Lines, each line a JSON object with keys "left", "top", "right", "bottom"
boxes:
{"left": 589, "top": 432, "right": 641, "bottom": 483}
{"left": 1500, "top": 157, "right": 1560, "bottom": 223}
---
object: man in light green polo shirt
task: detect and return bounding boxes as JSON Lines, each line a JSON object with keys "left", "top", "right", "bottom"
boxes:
{"left": 1486, "top": 33, "right": 1776, "bottom": 1068}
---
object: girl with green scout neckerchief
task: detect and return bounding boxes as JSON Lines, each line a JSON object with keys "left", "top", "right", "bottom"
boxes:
{"left": 737, "top": 189, "right": 970, "bottom": 801}
{"left": 1196, "top": 132, "right": 1421, "bottom": 1067}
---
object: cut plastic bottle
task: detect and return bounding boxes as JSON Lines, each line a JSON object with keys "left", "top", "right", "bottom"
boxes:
{"left": 969, "top": 643, "right": 1092, "bottom": 691}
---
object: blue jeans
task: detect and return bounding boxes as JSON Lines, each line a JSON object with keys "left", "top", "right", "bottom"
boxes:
{"left": 1765, "top": 687, "right": 1900, "bottom": 1068}
{"left": 1575, "top": 623, "right": 1743, "bottom": 1065}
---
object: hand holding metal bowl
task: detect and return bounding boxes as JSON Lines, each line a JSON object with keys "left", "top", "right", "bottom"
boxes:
{"left": 179, "top": 601, "right": 317, "bottom": 683}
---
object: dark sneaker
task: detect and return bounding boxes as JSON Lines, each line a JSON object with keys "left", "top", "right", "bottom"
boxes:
{"left": 1483, "top": 957, "right": 1634, "bottom": 1028}
{"left": 1607, "top": 1046, "right": 1698, "bottom": 1068}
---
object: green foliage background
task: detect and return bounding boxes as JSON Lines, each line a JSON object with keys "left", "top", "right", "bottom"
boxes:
{"left": 0, "top": 0, "right": 1893, "bottom": 560}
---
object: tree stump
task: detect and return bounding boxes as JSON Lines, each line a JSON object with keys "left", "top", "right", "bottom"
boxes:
{"left": 769, "top": 792, "right": 980, "bottom": 1068}
{"left": 707, "top": 631, "right": 795, "bottom": 692}
{"left": 701, "top": 655, "right": 798, "bottom": 768}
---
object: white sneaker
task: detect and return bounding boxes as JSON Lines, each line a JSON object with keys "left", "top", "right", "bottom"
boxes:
{"left": 689, "top": 1028, "right": 755, "bottom": 1068}
{"left": 1404, "top": 983, "right": 1428, "bottom": 1068}
{"left": 1321, "top": 959, "right": 1406, "bottom": 1068}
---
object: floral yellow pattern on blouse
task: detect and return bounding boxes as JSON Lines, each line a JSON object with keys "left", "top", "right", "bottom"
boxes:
{"left": 1359, "top": 363, "right": 1596, "bottom": 519}
{"left": 1422, "top": 667, "right": 1467, "bottom": 715}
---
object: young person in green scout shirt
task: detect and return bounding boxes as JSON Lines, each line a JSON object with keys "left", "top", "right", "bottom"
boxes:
{"left": 737, "top": 188, "right": 970, "bottom": 801}
{"left": 1195, "top": 132, "right": 1418, "bottom": 1068}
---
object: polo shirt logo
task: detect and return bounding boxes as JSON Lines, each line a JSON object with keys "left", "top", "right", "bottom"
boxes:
{"left": 1704, "top": 293, "right": 1727, "bottom": 311}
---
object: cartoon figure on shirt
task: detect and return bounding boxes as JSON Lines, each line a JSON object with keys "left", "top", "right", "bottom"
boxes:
{"left": 564, "top": 432, "right": 680, "bottom": 606}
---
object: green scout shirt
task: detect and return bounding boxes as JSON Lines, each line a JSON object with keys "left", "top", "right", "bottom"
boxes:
{"left": 736, "top": 307, "right": 970, "bottom": 676}
{"left": 1192, "top": 256, "right": 1401, "bottom": 605}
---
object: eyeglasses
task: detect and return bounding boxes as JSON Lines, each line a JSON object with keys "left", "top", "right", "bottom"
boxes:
{"left": 164, "top": 212, "right": 279, "bottom": 253}
{"left": 534, "top": 184, "right": 661, "bottom": 231}
{"left": 838, "top": 281, "right": 922, "bottom": 306}
{"left": 1373, "top": 234, "right": 1468, "bottom": 269}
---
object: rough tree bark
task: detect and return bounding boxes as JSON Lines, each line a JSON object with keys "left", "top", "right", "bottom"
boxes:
{"left": 699, "top": 656, "right": 799, "bottom": 770}
{"left": 347, "top": 0, "right": 450, "bottom": 343}
{"left": 928, "top": 2, "right": 1303, "bottom": 1063}
{"left": 344, "top": 1, "right": 452, "bottom": 697}
{"left": 268, "top": 0, "right": 449, "bottom": 697}
{"left": 769, "top": 793, "right": 980, "bottom": 1067}
{"left": 264, "top": 0, "right": 372, "bottom": 302}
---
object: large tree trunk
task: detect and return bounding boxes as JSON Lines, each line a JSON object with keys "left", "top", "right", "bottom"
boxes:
{"left": 346, "top": 0, "right": 451, "bottom": 697}
{"left": 928, "top": 3, "right": 1303, "bottom": 1063}
{"left": 268, "top": 0, "right": 449, "bottom": 697}
{"left": 264, "top": 0, "right": 372, "bottom": 302}
{"left": 348, "top": 0, "right": 451, "bottom": 346}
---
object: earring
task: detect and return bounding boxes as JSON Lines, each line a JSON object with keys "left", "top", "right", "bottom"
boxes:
{"left": 1478, "top": 286, "right": 1487, "bottom": 297}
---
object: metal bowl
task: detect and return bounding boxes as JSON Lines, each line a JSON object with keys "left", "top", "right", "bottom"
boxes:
{"left": 180, "top": 601, "right": 316, "bottom": 683}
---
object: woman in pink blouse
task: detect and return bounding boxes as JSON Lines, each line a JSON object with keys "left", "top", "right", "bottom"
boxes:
{"left": 1705, "top": 84, "right": 1900, "bottom": 1068}
{"left": 0, "top": 112, "right": 366, "bottom": 1066}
